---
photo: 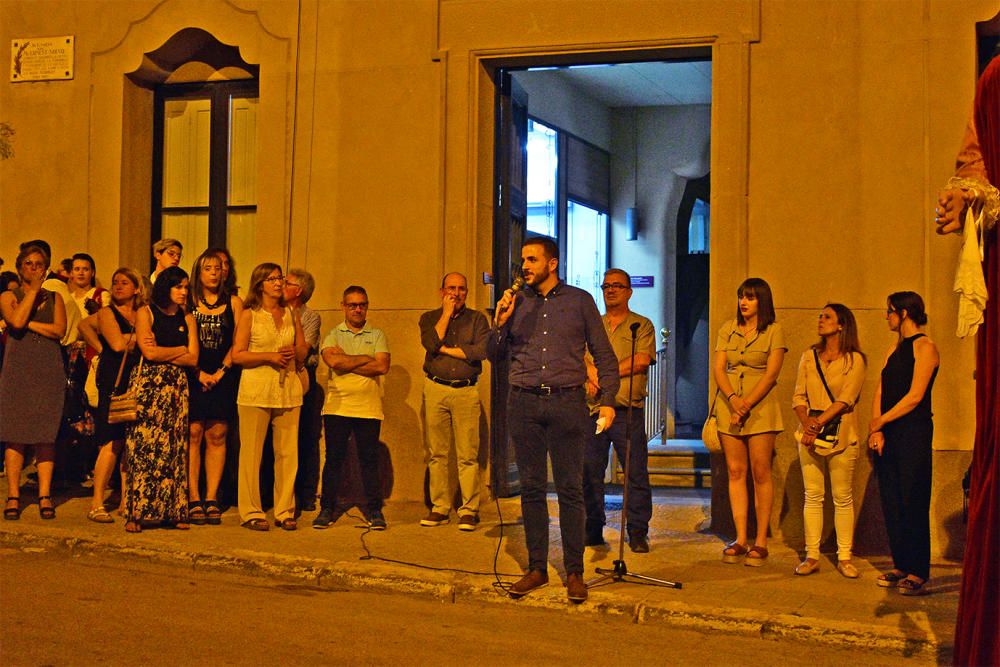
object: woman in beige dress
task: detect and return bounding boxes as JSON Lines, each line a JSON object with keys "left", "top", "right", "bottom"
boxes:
{"left": 713, "top": 278, "right": 786, "bottom": 566}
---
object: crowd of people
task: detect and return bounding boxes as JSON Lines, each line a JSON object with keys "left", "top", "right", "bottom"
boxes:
{"left": 0, "top": 234, "right": 952, "bottom": 603}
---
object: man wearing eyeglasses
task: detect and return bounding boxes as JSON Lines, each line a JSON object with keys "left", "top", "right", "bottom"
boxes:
{"left": 583, "top": 269, "right": 656, "bottom": 553}
{"left": 418, "top": 272, "right": 490, "bottom": 531}
{"left": 314, "top": 286, "right": 391, "bottom": 530}
{"left": 489, "top": 237, "right": 620, "bottom": 603}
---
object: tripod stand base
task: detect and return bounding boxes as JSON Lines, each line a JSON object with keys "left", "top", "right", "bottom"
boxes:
{"left": 587, "top": 559, "right": 682, "bottom": 589}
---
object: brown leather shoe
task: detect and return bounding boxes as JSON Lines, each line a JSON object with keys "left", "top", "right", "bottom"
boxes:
{"left": 566, "top": 572, "right": 588, "bottom": 603}
{"left": 509, "top": 570, "right": 548, "bottom": 598}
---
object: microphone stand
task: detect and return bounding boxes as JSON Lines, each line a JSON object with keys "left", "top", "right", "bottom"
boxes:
{"left": 587, "top": 322, "right": 681, "bottom": 590}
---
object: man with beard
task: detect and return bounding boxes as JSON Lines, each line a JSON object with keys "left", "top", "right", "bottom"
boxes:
{"left": 488, "top": 237, "right": 619, "bottom": 603}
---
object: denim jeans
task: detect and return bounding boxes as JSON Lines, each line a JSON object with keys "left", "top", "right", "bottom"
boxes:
{"left": 583, "top": 405, "right": 652, "bottom": 537}
{"left": 508, "top": 387, "right": 589, "bottom": 575}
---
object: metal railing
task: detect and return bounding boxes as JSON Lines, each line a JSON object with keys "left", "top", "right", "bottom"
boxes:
{"left": 644, "top": 345, "right": 668, "bottom": 442}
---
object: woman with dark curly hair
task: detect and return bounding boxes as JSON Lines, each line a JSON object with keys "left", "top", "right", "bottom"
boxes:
{"left": 868, "top": 291, "right": 939, "bottom": 596}
{"left": 123, "top": 266, "right": 198, "bottom": 533}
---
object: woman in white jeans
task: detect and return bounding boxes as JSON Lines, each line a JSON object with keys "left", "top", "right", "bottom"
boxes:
{"left": 232, "top": 263, "right": 308, "bottom": 531}
{"left": 792, "top": 303, "right": 866, "bottom": 578}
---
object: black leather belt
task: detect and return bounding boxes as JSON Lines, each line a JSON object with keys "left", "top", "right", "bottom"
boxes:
{"left": 510, "top": 384, "right": 583, "bottom": 396}
{"left": 427, "top": 375, "right": 477, "bottom": 388}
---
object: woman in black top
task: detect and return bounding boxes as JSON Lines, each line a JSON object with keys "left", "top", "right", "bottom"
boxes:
{"left": 124, "top": 267, "right": 198, "bottom": 533}
{"left": 186, "top": 249, "right": 243, "bottom": 525}
{"left": 868, "top": 291, "right": 940, "bottom": 596}
{"left": 85, "top": 267, "right": 144, "bottom": 523}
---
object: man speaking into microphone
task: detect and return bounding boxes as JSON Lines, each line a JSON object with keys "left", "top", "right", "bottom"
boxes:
{"left": 488, "top": 237, "right": 619, "bottom": 603}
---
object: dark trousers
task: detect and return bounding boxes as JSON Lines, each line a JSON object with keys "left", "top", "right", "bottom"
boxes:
{"left": 320, "top": 415, "right": 382, "bottom": 512}
{"left": 508, "top": 388, "right": 589, "bottom": 575}
{"left": 583, "top": 405, "right": 652, "bottom": 538}
{"left": 875, "top": 421, "right": 933, "bottom": 581}
{"left": 294, "top": 366, "right": 322, "bottom": 505}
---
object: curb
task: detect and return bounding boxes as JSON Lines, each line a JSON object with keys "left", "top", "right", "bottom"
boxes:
{"left": 0, "top": 528, "right": 946, "bottom": 658}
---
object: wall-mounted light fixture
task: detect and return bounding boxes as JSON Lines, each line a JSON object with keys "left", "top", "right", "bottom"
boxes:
{"left": 627, "top": 108, "right": 640, "bottom": 241}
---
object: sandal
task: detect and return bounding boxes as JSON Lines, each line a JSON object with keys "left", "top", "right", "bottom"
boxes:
{"left": 87, "top": 506, "right": 114, "bottom": 524}
{"left": 722, "top": 541, "right": 748, "bottom": 564}
{"left": 188, "top": 501, "right": 207, "bottom": 526}
{"left": 204, "top": 501, "right": 222, "bottom": 526}
{"left": 745, "top": 545, "right": 769, "bottom": 567}
{"left": 242, "top": 518, "right": 269, "bottom": 532}
{"left": 125, "top": 521, "right": 142, "bottom": 533}
{"left": 3, "top": 497, "right": 21, "bottom": 521}
{"left": 877, "top": 571, "right": 906, "bottom": 588}
{"left": 38, "top": 496, "right": 56, "bottom": 520}
{"left": 275, "top": 517, "right": 297, "bottom": 531}
{"left": 898, "top": 577, "right": 929, "bottom": 596}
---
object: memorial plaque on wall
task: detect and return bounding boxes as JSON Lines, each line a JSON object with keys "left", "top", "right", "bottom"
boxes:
{"left": 10, "top": 36, "right": 74, "bottom": 82}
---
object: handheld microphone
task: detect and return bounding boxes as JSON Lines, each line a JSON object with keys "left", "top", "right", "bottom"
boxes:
{"left": 497, "top": 276, "right": 524, "bottom": 313}
{"left": 630, "top": 322, "right": 640, "bottom": 337}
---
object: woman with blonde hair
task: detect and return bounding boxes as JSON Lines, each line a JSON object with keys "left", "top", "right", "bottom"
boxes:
{"left": 713, "top": 277, "right": 786, "bottom": 565}
{"left": 232, "top": 263, "right": 307, "bottom": 531}
{"left": 791, "top": 303, "right": 866, "bottom": 578}
{"left": 85, "top": 267, "right": 146, "bottom": 523}
{"left": 0, "top": 245, "right": 67, "bottom": 520}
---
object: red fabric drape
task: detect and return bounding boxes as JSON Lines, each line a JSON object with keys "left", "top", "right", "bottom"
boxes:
{"left": 954, "top": 55, "right": 1000, "bottom": 667}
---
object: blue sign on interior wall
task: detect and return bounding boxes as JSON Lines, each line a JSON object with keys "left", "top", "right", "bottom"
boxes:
{"left": 631, "top": 276, "right": 654, "bottom": 287}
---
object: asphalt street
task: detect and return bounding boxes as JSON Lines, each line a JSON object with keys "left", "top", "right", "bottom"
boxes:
{"left": 0, "top": 547, "right": 935, "bottom": 666}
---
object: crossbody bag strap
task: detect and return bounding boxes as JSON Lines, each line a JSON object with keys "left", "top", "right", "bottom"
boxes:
{"left": 812, "top": 349, "right": 837, "bottom": 404}
{"left": 708, "top": 388, "right": 721, "bottom": 416}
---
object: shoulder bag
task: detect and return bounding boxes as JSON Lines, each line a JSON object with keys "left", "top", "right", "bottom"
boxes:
{"left": 701, "top": 390, "right": 722, "bottom": 453}
{"left": 107, "top": 336, "right": 141, "bottom": 424}
{"left": 808, "top": 349, "right": 841, "bottom": 448}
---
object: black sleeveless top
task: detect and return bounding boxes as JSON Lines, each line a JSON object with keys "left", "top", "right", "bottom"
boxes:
{"left": 881, "top": 333, "right": 937, "bottom": 424}
{"left": 151, "top": 305, "right": 190, "bottom": 352}
{"left": 193, "top": 299, "right": 235, "bottom": 374}
{"left": 96, "top": 305, "right": 140, "bottom": 392}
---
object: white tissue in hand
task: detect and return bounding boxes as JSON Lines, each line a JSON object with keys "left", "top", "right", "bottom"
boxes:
{"left": 595, "top": 417, "right": 608, "bottom": 434}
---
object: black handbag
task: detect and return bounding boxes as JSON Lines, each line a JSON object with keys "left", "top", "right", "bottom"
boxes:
{"left": 809, "top": 349, "right": 842, "bottom": 447}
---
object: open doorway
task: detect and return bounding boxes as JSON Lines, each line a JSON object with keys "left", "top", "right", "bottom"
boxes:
{"left": 491, "top": 53, "right": 713, "bottom": 494}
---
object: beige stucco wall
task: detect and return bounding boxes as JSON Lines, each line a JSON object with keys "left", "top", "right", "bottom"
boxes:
{"left": 1, "top": 1, "right": 993, "bottom": 556}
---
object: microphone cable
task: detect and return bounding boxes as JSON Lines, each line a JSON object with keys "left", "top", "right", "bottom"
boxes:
{"left": 347, "top": 510, "right": 523, "bottom": 587}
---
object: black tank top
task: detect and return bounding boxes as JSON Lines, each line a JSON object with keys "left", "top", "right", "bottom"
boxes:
{"left": 881, "top": 333, "right": 937, "bottom": 423}
{"left": 151, "top": 305, "right": 189, "bottom": 348}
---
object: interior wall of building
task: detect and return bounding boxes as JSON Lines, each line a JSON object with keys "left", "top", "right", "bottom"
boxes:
{"left": 511, "top": 70, "right": 611, "bottom": 150}
{"left": 610, "top": 105, "right": 711, "bottom": 432}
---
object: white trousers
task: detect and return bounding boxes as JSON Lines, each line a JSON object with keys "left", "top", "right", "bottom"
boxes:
{"left": 798, "top": 442, "right": 859, "bottom": 560}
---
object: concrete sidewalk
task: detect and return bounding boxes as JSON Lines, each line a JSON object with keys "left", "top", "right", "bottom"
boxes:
{"left": 0, "top": 490, "right": 957, "bottom": 660}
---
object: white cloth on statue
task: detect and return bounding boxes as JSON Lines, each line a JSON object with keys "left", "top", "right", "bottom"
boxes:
{"left": 954, "top": 206, "right": 988, "bottom": 338}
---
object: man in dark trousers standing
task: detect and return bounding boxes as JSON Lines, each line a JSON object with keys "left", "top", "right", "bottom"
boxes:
{"left": 583, "top": 268, "right": 656, "bottom": 553}
{"left": 488, "top": 237, "right": 619, "bottom": 603}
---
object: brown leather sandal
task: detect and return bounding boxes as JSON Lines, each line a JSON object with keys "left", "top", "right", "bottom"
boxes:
{"left": 744, "top": 545, "right": 769, "bottom": 567}
{"left": 722, "top": 541, "right": 749, "bottom": 564}
{"left": 275, "top": 518, "right": 297, "bottom": 531}
{"left": 242, "top": 518, "right": 269, "bottom": 531}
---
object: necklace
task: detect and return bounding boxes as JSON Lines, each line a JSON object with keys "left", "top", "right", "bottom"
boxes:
{"left": 199, "top": 293, "right": 222, "bottom": 310}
